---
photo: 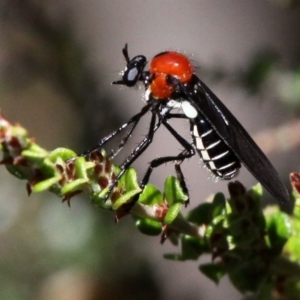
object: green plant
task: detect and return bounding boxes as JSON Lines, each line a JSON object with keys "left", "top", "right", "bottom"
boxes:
{"left": 1, "top": 113, "right": 300, "bottom": 299}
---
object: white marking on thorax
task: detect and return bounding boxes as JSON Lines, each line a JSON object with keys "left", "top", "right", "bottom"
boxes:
{"left": 145, "top": 89, "right": 151, "bottom": 101}
{"left": 160, "top": 99, "right": 199, "bottom": 120}
{"left": 166, "top": 100, "right": 182, "bottom": 109}
{"left": 181, "top": 101, "right": 198, "bottom": 119}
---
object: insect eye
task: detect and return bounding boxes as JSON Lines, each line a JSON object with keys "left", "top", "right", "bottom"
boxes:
{"left": 121, "top": 55, "right": 147, "bottom": 87}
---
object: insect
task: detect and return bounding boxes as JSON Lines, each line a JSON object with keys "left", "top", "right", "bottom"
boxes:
{"left": 84, "top": 44, "right": 289, "bottom": 203}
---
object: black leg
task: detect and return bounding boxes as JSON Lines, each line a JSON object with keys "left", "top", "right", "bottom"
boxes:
{"left": 104, "top": 111, "right": 163, "bottom": 198}
{"left": 174, "top": 159, "right": 189, "bottom": 200}
{"left": 81, "top": 102, "right": 152, "bottom": 156}
{"left": 165, "top": 113, "right": 188, "bottom": 119}
{"left": 161, "top": 118, "right": 194, "bottom": 151}
{"left": 140, "top": 149, "right": 194, "bottom": 187}
{"left": 161, "top": 119, "right": 196, "bottom": 202}
{"left": 140, "top": 148, "right": 194, "bottom": 204}
{"left": 109, "top": 120, "right": 139, "bottom": 159}
{"left": 140, "top": 118, "right": 195, "bottom": 203}
{"left": 105, "top": 110, "right": 195, "bottom": 202}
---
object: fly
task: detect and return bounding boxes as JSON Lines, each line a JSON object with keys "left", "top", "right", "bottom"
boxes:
{"left": 83, "top": 44, "right": 289, "bottom": 204}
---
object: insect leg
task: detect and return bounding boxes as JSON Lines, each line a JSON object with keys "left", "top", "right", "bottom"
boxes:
{"left": 81, "top": 102, "right": 152, "bottom": 156}
{"left": 174, "top": 150, "right": 191, "bottom": 201}
{"left": 140, "top": 148, "right": 193, "bottom": 201}
{"left": 140, "top": 119, "right": 195, "bottom": 202}
{"left": 109, "top": 120, "right": 139, "bottom": 159}
{"left": 165, "top": 113, "right": 188, "bottom": 119}
{"left": 104, "top": 111, "right": 162, "bottom": 199}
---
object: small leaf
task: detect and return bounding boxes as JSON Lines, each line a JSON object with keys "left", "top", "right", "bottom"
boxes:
{"left": 293, "top": 193, "right": 300, "bottom": 220}
{"left": 164, "top": 203, "right": 182, "bottom": 225}
{"left": 125, "top": 168, "right": 139, "bottom": 190}
{"left": 61, "top": 178, "right": 89, "bottom": 194}
{"left": 164, "top": 176, "right": 188, "bottom": 205}
{"left": 135, "top": 218, "right": 162, "bottom": 236}
{"left": 138, "top": 184, "right": 163, "bottom": 205}
{"left": 39, "top": 158, "right": 60, "bottom": 177}
{"left": 49, "top": 148, "right": 77, "bottom": 162}
{"left": 5, "top": 164, "right": 30, "bottom": 179}
{"left": 74, "top": 157, "right": 88, "bottom": 179}
{"left": 265, "top": 206, "right": 291, "bottom": 254}
{"left": 32, "top": 176, "right": 62, "bottom": 192}
{"left": 186, "top": 202, "right": 213, "bottom": 226}
{"left": 186, "top": 193, "right": 226, "bottom": 226}
{"left": 21, "top": 149, "right": 48, "bottom": 162}
{"left": 249, "top": 183, "right": 263, "bottom": 200}
{"left": 181, "top": 235, "right": 208, "bottom": 260}
{"left": 199, "top": 263, "right": 226, "bottom": 284}
{"left": 112, "top": 189, "right": 141, "bottom": 210}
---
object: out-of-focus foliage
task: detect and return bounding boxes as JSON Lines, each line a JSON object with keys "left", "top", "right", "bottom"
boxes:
{"left": 268, "top": 0, "right": 300, "bottom": 8}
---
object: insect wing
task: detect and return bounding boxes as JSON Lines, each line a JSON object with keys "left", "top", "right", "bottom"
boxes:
{"left": 185, "top": 76, "right": 289, "bottom": 203}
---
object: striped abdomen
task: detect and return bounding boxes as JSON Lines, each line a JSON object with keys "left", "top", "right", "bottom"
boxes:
{"left": 191, "top": 117, "right": 241, "bottom": 179}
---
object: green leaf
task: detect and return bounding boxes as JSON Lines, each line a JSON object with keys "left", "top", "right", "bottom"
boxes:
{"left": 5, "top": 163, "right": 30, "bottom": 179}
{"left": 228, "top": 259, "right": 268, "bottom": 293}
{"left": 186, "top": 193, "right": 226, "bottom": 226}
{"left": 21, "top": 148, "right": 48, "bottom": 162}
{"left": 164, "top": 203, "right": 182, "bottom": 225}
{"left": 293, "top": 193, "right": 300, "bottom": 220}
{"left": 74, "top": 157, "right": 88, "bottom": 179}
{"left": 61, "top": 178, "right": 89, "bottom": 194}
{"left": 181, "top": 235, "right": 208, "bottom": 260}
{"left": 135, "top": 218, "right": 162, "bottom": 236}
{"left": 38, "top": 158, "right": 59, "bottom": 177}
{"left": 283, "top": 217, "right": 300, "bottom": 261}
{"left": 164, "top": 176, "right": 188, "bottom": 204}
{"left": 199, "top": 263, "right": 226, "bottom": 284}
{"left": 112, "top": 189, "right": 141, "bottom": 210}
{"left": 124, "top": 168, "right": 140, "bottom": 191}
{"left": 249, "top": 183, "right": 263, "bottom": 201}
{"left": 265, "top": 206, "right": 291, "bottom": 254}
{"left": 32, "top": 176, "right": 62, "bottom": 192}
{"left": 138, "top": 184, "right": 163, "bottom": 205}
{"left": 49, "top": 148, "right": 77, "bottom": 161}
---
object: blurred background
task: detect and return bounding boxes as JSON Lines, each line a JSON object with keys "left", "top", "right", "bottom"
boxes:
{"left": 1, "top": 0, "right": 300, "bottom": 299}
